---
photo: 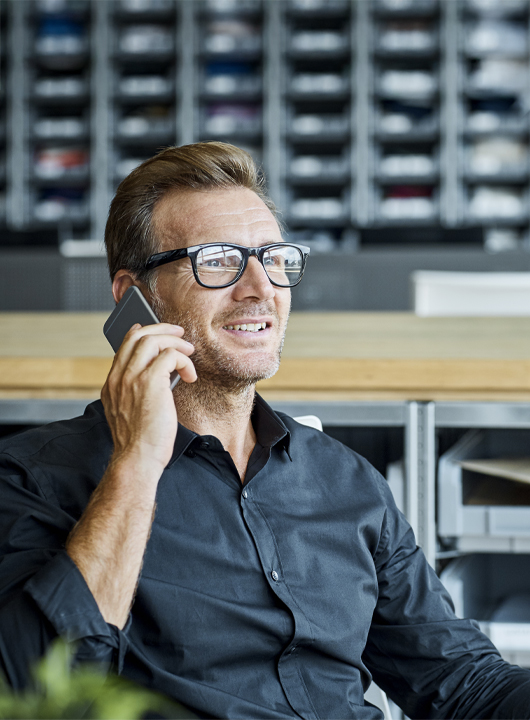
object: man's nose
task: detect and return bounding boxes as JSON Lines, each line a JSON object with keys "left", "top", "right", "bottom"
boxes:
{"left": 232, "top": 256, "right": 275, "bottom": 300}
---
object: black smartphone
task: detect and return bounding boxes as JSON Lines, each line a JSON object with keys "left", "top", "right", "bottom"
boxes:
{"left": 103, "top": 286, "right": 180, "bottom": 388}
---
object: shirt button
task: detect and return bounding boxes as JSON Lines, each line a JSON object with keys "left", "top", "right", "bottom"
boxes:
{"left": 200, "top": 441, "right": 210, "bottom": 450}
{"left": 271, "top": 570, "right": 279, "bottom": 582}
{"left": 185, "top": 449, "right": 196, "bottom": 458}
{"left": 242, "top": 489, "right": 248, "bottom": 499}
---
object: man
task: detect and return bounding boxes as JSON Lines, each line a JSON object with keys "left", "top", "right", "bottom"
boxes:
{"left": 0, "top": 142, "right": 529, "bottom": 719}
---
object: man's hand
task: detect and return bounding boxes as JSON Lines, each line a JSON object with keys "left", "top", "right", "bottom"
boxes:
{"left": 66, "top": 323, "right": 196, "bottom": 628}
{"left": 101, "top": 322, "right": 196, "bottom": 474}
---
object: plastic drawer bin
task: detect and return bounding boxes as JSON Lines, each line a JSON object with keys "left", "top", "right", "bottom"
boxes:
{"left": 438, "top": 429, "right": 530, "bottom": 553}
{"left": 440, "top": 553, "right": 530, "bottom": 667}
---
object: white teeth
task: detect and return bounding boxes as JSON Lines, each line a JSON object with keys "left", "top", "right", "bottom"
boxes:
{"left": 223, "top": 322, "right": 268, "bottom": 332}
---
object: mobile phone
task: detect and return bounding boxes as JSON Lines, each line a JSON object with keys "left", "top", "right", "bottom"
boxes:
{"left": 103, "top": 286, "right": 180, "bottom": 388}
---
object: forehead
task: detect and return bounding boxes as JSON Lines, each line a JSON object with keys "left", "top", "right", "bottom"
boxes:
{"left": 153, "top": 187, "right": 282, "bottom": 251}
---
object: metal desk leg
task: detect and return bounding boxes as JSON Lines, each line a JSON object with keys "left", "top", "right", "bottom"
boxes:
{"left": 418, "top": 402, "right": 436, "bottom": 568}
{"left": 405, "top": 402, "right": 436, "bottom": 568}
{"left": 405, "top": 402, "right": 420, "bottom": 541}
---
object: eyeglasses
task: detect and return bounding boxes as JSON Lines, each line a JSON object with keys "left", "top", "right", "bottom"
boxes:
{"left": 144, "top": 242, "right": 310, "bottom": 289}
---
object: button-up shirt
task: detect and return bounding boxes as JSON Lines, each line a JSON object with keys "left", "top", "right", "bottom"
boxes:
{"left": 0, "top": 395, "right": 529, "bottom": 719}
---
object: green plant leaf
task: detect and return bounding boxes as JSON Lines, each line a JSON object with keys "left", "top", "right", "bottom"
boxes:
{"left": 0, "top": 640, "right": 197, "bottom": 720}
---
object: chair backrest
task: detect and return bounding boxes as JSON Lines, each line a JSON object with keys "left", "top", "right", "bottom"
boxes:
{"left": 364, "top": 682, "right": 393, "bottom": 720}
{"left": 293, "top": 414, "right": 323, "bottom": 431}
{"left": 293, "top": 415, "right": 393, "bottom": 720}
{"left": 412, "top": 270, "right": 530, "bottom": 316}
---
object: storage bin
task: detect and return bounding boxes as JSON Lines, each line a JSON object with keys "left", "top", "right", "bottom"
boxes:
{"left": 440, "top": 553, "right": 530, "bottom": 667}
{"left": 375, "top": 102, "right": 439, "bottom": 140}
{"left": 377, "top": 150, "right": 438, "bottom": 181}
{"left": 376, "top": 68, "right": 438, "bottom": 100}
{"left": 377, "top": 185, "right": 438, "bottom": 223}
{"left": 202, "top": 103, "right": 262, "bottom": 138}
{"left": 438, "top": 429, "right": 530, "bottom": 552}
{"left": 289, "top": 71, "right": 349, "bottom": 97}
{"left": 288, "top": 30, "right": 349, "bottom": 56}
{"left": 288, "top": 150, "right": 350, "bottom": 182}
{"left": 288, "top": 111, "right": 350, "bottom": 140}
{"left": 467, "top": 185, "right": 529, "bottom": 223}
{"left": 287, "top": 0, "right": 350, "bottom": 14}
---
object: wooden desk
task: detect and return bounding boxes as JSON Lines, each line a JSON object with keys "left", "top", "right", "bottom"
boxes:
{"left": 2, "top": 312, "right": 530, "bottom": 402}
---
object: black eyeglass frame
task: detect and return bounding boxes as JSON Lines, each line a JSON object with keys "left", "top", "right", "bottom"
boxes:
{"left": 144, "top": 242, "right": 311, "bottom": 289}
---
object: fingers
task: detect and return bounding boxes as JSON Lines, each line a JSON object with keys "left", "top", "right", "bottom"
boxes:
{"left": 114, "top": 322, "right": 187, "bottom": 369}
{"left": 111, "top": 323, "right": 197, "bottom": 388}
{"left": 102, "top": 322, "right": 192, "bottom": 472}
{"left": 126, "top": 332, "right": 196, "bottom": 384}
{"left": 154, "top": 347, "right": 197, "bottom": 384}
{"left": 115, "top": 323, "right": 193, "bottom": 370}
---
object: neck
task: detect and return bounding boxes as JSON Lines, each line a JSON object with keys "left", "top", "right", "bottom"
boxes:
{"left": 173, "top": 380, "right": 257, "bottom": 482}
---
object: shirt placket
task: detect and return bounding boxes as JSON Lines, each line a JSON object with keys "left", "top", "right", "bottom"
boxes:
{"left": 240, "top": 482, "right": 319, "bottom": 720}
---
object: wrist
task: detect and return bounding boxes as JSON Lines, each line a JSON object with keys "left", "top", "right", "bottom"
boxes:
{"left": 107, "top": 450, "right": 166, "bottom": 489}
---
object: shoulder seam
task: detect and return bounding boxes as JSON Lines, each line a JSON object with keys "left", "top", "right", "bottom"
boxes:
{"left": 10, "top": 417, "right": 108, "bottom": 461}
{"left": 0, "top": 449, "right": 55, "bottom": 503}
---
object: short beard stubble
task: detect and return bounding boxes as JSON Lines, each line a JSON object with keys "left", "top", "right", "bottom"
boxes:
{"left": 149, "top": 284, "right": 289, "bottom": 403}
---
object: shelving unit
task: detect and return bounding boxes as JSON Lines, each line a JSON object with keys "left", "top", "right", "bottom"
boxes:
{"left": 0, "top": 0, "right": 530, "bottom": 314}
{"left": 431, "top": 403, "right": 530, "bottom": 669}
{"left": 110, "top": 0, "right": 179, "bottom": 185}
{"left": 197, "top": 0, "right": 265, "bottom": 162}
{"left": 281, "top": 0, "right": 354, "bottom": 242}
{"left": 0, "top": 0, "right": 529, "bottom": 253}
{"left": 8, "top": 0, "right": 94, "bottom": 234}
{"left": 458, "top": 0, "right": 530, "bottom": 249}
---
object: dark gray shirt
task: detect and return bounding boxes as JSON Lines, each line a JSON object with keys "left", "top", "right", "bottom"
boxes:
{"left": 0, "top": 395, "right": 529, "bottom": 719}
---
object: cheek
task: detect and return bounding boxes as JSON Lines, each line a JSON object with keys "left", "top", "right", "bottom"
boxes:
{"left": 158, "top": 270, "right": 199, "bottom": 311}
{"left": 277, "top": 289, "right": 291, "bottom": 319}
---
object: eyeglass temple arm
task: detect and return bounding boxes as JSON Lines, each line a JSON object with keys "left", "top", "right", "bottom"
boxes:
{"left": 144, "top": 248, "right": 188, "bottom": 271}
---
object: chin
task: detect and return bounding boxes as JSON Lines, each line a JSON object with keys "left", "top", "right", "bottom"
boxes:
{"left": 230, "top": 354, "right": 281, "bottom": 383}
{"left": 198, "top": 351, "right": 280, "bottom": 390}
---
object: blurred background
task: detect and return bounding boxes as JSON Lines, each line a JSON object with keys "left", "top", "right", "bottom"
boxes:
{"left": 2, "top": 0, "right": 530, "bottom": 311}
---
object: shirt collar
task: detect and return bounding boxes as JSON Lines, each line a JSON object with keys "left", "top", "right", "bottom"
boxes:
{"left": 252, "top": 393, "right": 291, "bottom": 456}
{"left": 169, "top": 392, "right": 291, "bottom": 466}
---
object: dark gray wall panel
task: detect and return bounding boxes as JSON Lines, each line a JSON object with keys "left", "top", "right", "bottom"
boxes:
{"left": 0, "top": 250, "right": 61, "bottom": 310}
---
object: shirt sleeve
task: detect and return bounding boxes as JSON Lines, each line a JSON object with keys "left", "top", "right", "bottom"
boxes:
{"left": 0, "top": 452, "right": 129, "bottom": 688}
{"left": 362, "top": 469, "right": 530, "bottom": 720}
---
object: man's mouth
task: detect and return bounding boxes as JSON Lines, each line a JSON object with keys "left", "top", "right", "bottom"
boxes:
{"left": 222, "top": 322, "right": 268, "bottom": 333}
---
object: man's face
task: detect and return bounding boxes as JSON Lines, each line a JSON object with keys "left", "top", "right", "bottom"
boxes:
{"left": 150, "top": 187, "right": 291, "bottom": 391}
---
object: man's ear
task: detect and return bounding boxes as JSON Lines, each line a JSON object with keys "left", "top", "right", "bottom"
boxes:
{"left": 112, "top": 270, "right": 137, "bottom": 304}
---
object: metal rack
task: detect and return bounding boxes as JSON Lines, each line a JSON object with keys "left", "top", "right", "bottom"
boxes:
{"left": 3, "top": 0, "right": 530, "bottom": 312}
{"left": 7, "top": 0, "right": 94, "bottom": 234}
{"left": 432, "top": 401, "right": 530, "bottom": 668}
{"left": 1, "top": 0, "right": 530, "bottom": 252}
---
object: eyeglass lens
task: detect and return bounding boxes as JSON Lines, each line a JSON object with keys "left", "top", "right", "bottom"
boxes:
{"left": 195, "top": 245, "right": 304, "bottom": 287}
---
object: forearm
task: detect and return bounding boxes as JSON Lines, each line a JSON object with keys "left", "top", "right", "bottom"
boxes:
{"left": 0, "top": 550, "right": 124, "bottom": 688}
{"left": 66, "top": 455, "right": 160, "bottom": 629}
